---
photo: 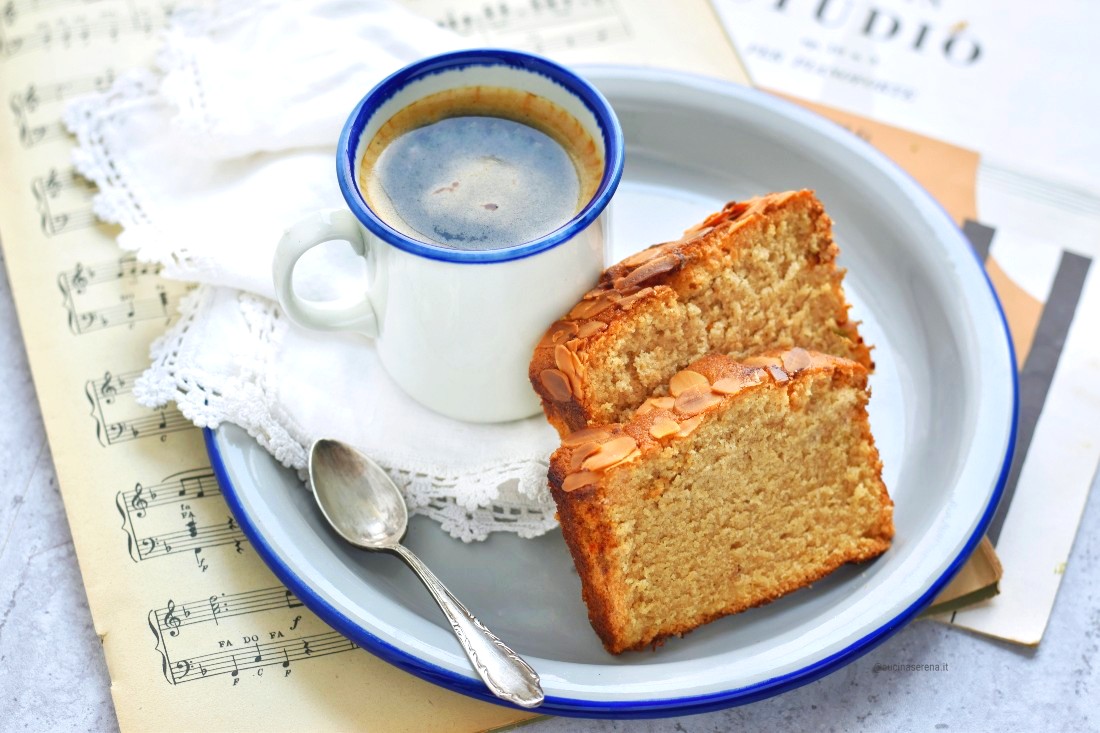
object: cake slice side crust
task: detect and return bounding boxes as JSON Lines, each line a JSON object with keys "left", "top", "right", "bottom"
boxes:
{"left": 548, "top": 348, "right": 894, "bottom": 654}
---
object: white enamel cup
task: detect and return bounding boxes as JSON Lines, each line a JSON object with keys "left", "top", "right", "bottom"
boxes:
{"left": 273, "top": 50, "right": 624, "bottom": 423}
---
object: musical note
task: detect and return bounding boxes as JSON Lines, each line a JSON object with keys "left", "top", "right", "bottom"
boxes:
{"left": 32, "top": 167, "right": 95, "bottom": 236}
{"left": 0, "top": 3, "right": 170, "bottom": 60}
{"left": 150, "top": 587, "right": 322, "bottom": 637}
{"left": 60, "top": 256, "right": 180, "bottom": 335}
{"left": 8, "top": 68, "right": 115, "bottom": 147}
{"left": 117, "top": 469, "right": 245, "bottom": 565}
{"left": 87, "top": 370, "right": 192, "bottom": 446}
{"left": 158, "top": 632, "right": 356, "bottom": 685}
{"left": 428, "top": 0, "right": 629, "bottom": 53}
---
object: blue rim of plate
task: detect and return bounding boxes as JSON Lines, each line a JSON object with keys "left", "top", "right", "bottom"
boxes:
{"left": 336, "top": 48, "right": 625, "bottom": 265}
{"left": 206, "top": 68, "right": 1019, "bottom": 718}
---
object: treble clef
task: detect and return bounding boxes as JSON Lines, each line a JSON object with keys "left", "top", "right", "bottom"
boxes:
{"left": 164, "top": 600, "right": 182, "bottom": 637}
{"left": 130, "top": 483, "right": 148, "bottom": 518}
{"left": 70, "top": 262, "right": 89, "bottom": 294}
{"left": 99, "top": 371, "right": 117, "bottom": 403}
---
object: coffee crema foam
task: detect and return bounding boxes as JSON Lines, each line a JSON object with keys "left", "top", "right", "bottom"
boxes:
{"left": 358, "top": 86, "right": 604, "bottom": 251}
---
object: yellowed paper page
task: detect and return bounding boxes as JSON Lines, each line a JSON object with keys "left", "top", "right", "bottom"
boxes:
{"left": 0, "top": 2, "right": 538, "bottom": 731}
{"left": 401, "top": 0, "right": 750, "bottom": 83}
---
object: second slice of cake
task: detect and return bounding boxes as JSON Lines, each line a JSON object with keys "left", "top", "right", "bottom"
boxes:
{"left": 548, "top": 348, "right": 894, "bottom": 654}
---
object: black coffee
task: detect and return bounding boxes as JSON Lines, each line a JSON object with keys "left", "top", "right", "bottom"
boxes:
{"left": 359, "top": 86, "right": 603, "bottom": 251}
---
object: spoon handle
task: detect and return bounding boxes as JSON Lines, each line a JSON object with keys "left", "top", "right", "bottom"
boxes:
{"left": 392, "top": 543, "right": 544, "bottom": 708}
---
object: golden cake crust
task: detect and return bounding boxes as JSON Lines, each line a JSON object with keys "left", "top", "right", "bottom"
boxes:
{"left": 529, "top": 190, "right": 873, "bottom": 437}
{"left": 548, "top": 348, "right": 894, "bottom": 654}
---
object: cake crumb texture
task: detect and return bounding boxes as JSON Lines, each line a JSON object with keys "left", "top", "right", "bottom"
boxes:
{"left": 548, "top": 350, "right": 893, "bottom": 654}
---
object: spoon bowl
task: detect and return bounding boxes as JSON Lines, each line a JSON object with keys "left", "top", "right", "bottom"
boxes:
{"left": 308, "top": 438, "right": 544, "bottom": 709}
{"left": 310, "top": 438, "right": 407, "bottom": 548}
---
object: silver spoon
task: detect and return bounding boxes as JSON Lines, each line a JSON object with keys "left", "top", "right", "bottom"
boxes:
{"left": 308, "top": 438, "right": 544, "bottom": 709}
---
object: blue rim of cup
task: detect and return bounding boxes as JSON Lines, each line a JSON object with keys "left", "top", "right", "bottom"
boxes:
{"left": 336, "top": 48, "right": 625, "bottom": 265}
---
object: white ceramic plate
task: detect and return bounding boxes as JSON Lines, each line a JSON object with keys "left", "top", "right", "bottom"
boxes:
{"left": 207, "top": 67, "right": 1016, "bottom": 718}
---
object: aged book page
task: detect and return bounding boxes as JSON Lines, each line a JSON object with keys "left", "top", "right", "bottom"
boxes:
{"left": 715, "top": 0, "right": 1100, "bottom": 645}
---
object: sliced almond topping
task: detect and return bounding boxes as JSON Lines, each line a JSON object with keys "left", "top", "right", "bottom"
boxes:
{"left": 741, "top": 354, "right": 783, "bottom": 368}
{"left": 677, "top": 415, "right": 704, "bottom": 437}
{"left": 562, "top": 471, "right": 599, "bottom": 493}
{"left": 554, "top": 344, "right": 571, "bottom": 372}
{"left": 635, "top": 400, "right": 656, "bottom": 416}
{"left": 575, "top": 320, "right": 608, "bottom": 339}
{"left": 712, "top": 369, "right": 765, "bottom": 394}
{"left": 649, "top": 416, "right": 680, "bottom": 439}
{"left": 582, "top": 436, "right": 639, "bottom": 471}
{"left": 561, "top": 427, "right": 612, "bottom": 447}
{"left": 650, "top": 396, "right": 675, "bottom": 410}
{"left": 674, "top": 385, "right": 723, "bottom": 416}
{"left": 569, "top": 293, "right": 617, "bottom": 320}
{"left": 620, "top": 246, "right": 665, "bottom": 268}
{"left": 538, "top": 369, "right": 572, "bottom": 401}
{"left": 620, "top": 253, "right": 684, "bottom": 291}
{"left": 781, "top": 347, "right": 812, "bottom": 373}
{"left": 556, "top": 346, "right": 584, "bottom": 394}
{"left": 711, "top": 376, "right": 744, "bottom": 395}
{"left": 669, "top": 369, "right": 709, "bottom": 397}
{"left": 768, "top": 365, "right": 789, "bottom": 384}
{"left": 538, "top": 320, "right": 579, "bottom": 348}
{"left": 569, "top": 442, "right": 602, "bottom": 471}
{"left": 616, "top": 286, "right": 655, "bottom": 309}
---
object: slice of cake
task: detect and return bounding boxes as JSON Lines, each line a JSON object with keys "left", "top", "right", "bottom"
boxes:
{"left": 548, "top": 348, "right": 894, "bottom": 654}
{"left": 529, "top": 190, "right": 872, "bottom": 437}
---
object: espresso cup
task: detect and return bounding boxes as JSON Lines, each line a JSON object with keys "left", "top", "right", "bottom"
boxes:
{"left": 272, "top": 49, "right": 623, "bottom": 422}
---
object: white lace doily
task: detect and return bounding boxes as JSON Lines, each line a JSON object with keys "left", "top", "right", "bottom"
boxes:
{"left": 64, "top": 0, "right": 563, "bottom": 541}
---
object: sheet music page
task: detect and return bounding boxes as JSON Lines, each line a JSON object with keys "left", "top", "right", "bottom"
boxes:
{"left": 0, "top": 1, "right": 540, "bottom": 730}
{"left": 0, "top": 1, "right": 752, "bottom": 730}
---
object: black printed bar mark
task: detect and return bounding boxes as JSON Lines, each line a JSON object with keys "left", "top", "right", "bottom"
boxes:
{"left": 962, "top": 219, "right": 995, "bottom": 261}
{"left": 986, "top": 251, "right": 1092, "bottom": 545}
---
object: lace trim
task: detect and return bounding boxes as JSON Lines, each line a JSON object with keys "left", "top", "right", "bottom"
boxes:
{"left": 64, "top": 3, "right": 560, "bottom": 543}
{"left": 65, "top": 68, "right": 225, "bottom": 283}
{"left": 132, "top": 288, "right": 558, "bottom": 542}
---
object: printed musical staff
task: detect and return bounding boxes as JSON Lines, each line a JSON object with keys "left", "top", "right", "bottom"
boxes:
{"left": 424, "top": 0, "right": 631, "bottom": 53}
{"left": 116, "top": 468, "right": 247, "bottom": 569}
{"left": 152, "top": 587, "right": 306, "bottom": 636}
{"left": 87, "top": 369, "right": 193, "bottom": 445}
{"left": 32, "top": 167, "right": 96, "bottom": 236}
{"left": 58, "top": 254, "right": 185, "bottom": 334}
{"left": 9, "top": 67, "right": 115, "bottom": 147}
{"left": 0, "top": 0, "right": 172, "bottom": 59}
{"left": 149, "top": 586, "right": 356, "bottom": 685}
{"left": 163, "top": 631, "right": 356, "bottom": 684}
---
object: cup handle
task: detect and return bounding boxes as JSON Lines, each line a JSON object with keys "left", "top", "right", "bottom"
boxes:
{"left": 272, "top": 209, "right": 379, "bottom": 338}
